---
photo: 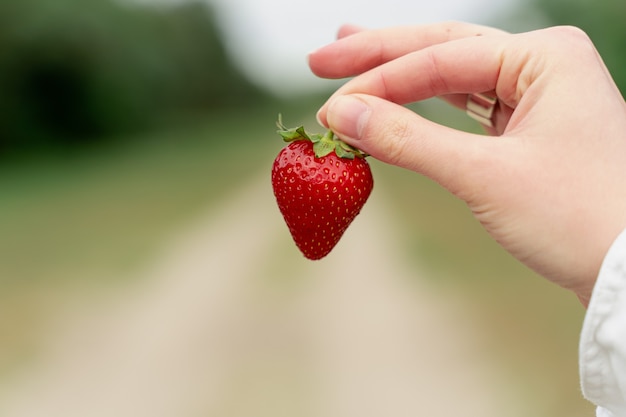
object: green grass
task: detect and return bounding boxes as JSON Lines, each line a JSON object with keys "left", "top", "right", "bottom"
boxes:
{"left": 0, "top": 106, "right": 283, "bottom": 287}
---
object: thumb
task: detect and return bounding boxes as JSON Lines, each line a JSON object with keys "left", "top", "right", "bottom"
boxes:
{"left": 324, "top": 93, "right": 492, "bottom": 195}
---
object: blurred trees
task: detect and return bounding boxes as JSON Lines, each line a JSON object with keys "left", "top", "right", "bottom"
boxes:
{"left": 531, "top": 0, "right": 626, "bottom": 95}
{"left": 0, "top": 0, "right": 266, "bottom": 150}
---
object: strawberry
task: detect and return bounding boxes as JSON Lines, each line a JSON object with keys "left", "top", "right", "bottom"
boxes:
{"left": 271, "top": 116, "right": 374, "bottom": 260}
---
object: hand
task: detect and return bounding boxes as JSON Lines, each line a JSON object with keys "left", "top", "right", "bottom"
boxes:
{"left": 309, "top": 22, "right": 626, "bottom": 306}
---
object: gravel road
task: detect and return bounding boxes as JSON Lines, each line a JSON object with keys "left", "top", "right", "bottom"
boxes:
{"left": 0, "top": 173, "right": 527, "bottom": 417}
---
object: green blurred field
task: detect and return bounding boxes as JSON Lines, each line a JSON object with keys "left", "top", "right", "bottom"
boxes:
{"left": 0, "top": 104, "right": 285, "bottom": 376}
{"left": 0, "top": 100, "right": 592, "bottom": 415}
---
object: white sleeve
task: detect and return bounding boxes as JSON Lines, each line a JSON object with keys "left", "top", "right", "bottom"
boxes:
{"left": 580, "top": 227, "right": 626, "bottom": 417}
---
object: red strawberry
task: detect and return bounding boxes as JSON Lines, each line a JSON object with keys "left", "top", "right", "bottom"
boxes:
{"left": 271, "top": 117, "right": 374, "bottom": 260}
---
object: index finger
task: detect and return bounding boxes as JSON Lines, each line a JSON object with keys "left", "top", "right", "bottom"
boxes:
{"left": 316, "top": 34, "right": 515, "bottom": 127}
{"left": 308, "top": 21, "right": 507, "bottom": 79}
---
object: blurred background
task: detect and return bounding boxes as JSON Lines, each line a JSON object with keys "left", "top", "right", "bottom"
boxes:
{"left": 0, "top": 0, "right": 624, "bottom": 415}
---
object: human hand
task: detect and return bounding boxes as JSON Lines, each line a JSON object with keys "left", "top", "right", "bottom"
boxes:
{"left": 309, "top": 22, "right": 626, "bottom": 306}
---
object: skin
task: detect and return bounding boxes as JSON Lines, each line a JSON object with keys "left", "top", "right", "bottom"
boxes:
{"left": 308, "top": 22, "right": 626, "bottom": 307}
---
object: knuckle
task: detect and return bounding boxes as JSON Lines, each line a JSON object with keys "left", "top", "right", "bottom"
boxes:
{"left": 550, "top": 25, "right": 591, "bottom": 42}
{"left": 519, "top": 26, "right": 600, "bottom": 78}
{"left": 543, "top": 25, "right": 596, "bottom": 57}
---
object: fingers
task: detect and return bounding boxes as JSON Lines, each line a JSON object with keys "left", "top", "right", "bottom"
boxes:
{"left": 316, "top": 34, "right": 515, "bottom": 128}
{"left": 325, "top": 93, "right": 494, "bottom": 196}
{"left": 308, "top": 21, "right": 507, "bottom": 79}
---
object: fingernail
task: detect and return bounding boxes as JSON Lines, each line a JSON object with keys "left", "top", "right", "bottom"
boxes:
{"left": 306, "top": 48, "right": 320, "bottom": 59}
{"left": 326, "top": 95, "right": 371, "bottom": 141}
{"left": 315, "top": 108, "right": 326, "bottom": 127}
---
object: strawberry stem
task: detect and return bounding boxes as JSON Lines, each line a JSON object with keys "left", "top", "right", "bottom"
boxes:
{"left": 276, "top": 114, "right": 368, "bottom": 160}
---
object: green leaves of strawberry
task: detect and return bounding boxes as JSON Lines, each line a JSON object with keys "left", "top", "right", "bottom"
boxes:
{"left": 276, "top": 114, "right": 366, "bottom": 160}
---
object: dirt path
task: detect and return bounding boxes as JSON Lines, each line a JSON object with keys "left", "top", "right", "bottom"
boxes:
{"left": 0, "top": 173, "right": 527, "bottom": 417}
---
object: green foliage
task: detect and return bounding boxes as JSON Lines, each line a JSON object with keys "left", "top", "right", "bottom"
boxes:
{"left": 531, "top": 0, "right": 626, "bottom": 95}
{"left": 0, "top": 106, "right": 281, "bottom": 287}
{"left": 0, "top": 0, "right": 266, "bottom": 149}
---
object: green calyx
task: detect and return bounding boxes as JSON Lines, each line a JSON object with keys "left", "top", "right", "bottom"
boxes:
{"left": 276, "top": 114, "right": 367, "bottom": 160}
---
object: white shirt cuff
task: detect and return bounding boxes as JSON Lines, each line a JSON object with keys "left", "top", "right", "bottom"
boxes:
{"left": 580, "top": 227, "right": 626, "bottom": 416}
